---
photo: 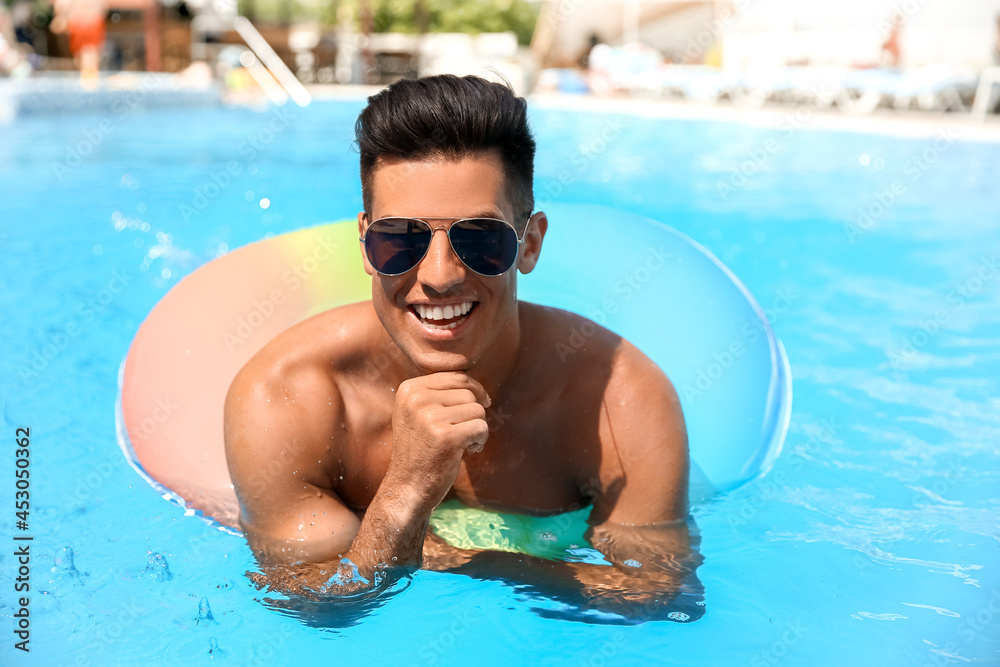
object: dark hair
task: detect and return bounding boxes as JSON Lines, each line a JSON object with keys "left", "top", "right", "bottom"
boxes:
{"left": 355, "top": 74, "right": 536, "bottom": 224}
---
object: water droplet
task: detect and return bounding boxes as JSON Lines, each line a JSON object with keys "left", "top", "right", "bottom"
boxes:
{"left": 196, "top": 597, "right": 219, "bottom": 625}
{"left": 141, "top": 551, "right": 173, "bottom": 582}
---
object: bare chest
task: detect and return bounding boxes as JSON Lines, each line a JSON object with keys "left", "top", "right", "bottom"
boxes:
{"left": 334, "top": 396, "right": 601, "bottom": 515}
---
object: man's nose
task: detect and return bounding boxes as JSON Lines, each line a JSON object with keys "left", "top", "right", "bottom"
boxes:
{"left": 416, "top": 227, "right": 467, "bottom": 293}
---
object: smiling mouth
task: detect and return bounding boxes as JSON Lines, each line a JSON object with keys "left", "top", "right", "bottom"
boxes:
{"left": 412, "top": 301, "right": 476, "bottom": 330}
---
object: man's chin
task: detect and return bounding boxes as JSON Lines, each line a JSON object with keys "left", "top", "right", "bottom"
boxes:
{"left": 420, "top": 357, "right": 476, "bottom": 375}
{"left": 405, "top": 348, "right": 477, "bottom": 374}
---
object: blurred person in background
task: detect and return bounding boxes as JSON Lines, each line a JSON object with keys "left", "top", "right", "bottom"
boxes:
{"left": 0, "top": 3, "right": 32, "bottom": 77}
{"left": 51, "top": 0, "right": 106, "bottom": 85}
{"left": 880, "top": 10, "right": 903, "bottom": 68}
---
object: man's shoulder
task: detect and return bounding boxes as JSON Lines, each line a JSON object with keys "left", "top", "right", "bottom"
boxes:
{"left": 229, "top": 301, "right": 381, "bottom": 404}
{"left": 521, "top": 302, "right": 659, "bottom": 374}
{"left": 519, "top": 301, "right": 676, "bottom": 407}
{"left": 520, "top": 302, "right": 620, "bottom": 364}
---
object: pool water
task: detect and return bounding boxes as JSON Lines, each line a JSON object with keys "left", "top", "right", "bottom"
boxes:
{"left": 2, "top": 97, "right": 999, "bottom": 665}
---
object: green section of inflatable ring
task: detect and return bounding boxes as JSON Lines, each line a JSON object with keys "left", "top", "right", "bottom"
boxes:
{"left": 429, "top": 500, "right": 595, "bottom": 561}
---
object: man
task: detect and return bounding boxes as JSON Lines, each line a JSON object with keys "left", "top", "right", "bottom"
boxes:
{"left": 225, "top": 75, "right": 701, "bottom": 620}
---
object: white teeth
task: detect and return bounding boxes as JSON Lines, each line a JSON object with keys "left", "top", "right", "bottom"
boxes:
{"left": 413, "top": 301, "right": 474, "bottom": 322}
{"left": 424, "top": 321, "right": 460, "bottom": 330}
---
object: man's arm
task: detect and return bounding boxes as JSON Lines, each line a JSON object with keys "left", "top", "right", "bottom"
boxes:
{"left": 225, "top": 357, "right": 490, "bottom": 597}
{"left": 560, "top": 344, "right": 702, "bottom": 618}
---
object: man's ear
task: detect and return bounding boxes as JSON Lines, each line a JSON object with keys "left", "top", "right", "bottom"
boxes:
{"left": 358, "top": 211, "right": 374, "bottom": 276}
{"left": 517, "top": 211, "right": 547, "bottom": 275}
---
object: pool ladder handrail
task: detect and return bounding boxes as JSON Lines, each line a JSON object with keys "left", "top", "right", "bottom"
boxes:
{"left": 233, "top": 16, "right": 312, "bottom": 108}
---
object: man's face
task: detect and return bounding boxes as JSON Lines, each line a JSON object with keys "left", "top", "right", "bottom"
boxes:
{"left": 358, "top": 152, "right": 542, "bottom": 374}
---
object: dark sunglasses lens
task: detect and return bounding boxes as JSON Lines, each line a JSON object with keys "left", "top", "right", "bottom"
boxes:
{"left": 365, "top": 218, "right": 430, "bottom": 275}
{"left": 449, "top": 219, "right": 518, "bottom": 275}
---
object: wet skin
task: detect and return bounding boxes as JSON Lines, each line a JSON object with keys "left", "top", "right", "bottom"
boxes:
{"left": 224, "top": 153, "right": 699, "bottom": 619}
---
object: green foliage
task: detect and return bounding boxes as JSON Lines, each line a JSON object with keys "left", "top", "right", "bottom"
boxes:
{"left": 233, "top": 0, "right": 539, "bottom": 45}
{"left": 370, "top": 0, "right": 539, "bottom": 44}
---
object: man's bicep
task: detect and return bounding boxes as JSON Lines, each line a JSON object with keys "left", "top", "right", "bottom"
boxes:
{"left": 593, "top": 345, "right": 689, "bottom": 525}
{"left": 224, "top": 366, "right": 361, "bottom": 563}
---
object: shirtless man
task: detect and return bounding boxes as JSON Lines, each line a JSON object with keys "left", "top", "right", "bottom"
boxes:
{"left": 225, "top": 75, "right": 700, "bottom": 619}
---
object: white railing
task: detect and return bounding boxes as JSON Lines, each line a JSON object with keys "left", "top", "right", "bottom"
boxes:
{"left": 233, "top": 16, "right": 312, "bottom": 107}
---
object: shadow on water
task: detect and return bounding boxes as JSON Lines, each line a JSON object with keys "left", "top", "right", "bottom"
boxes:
{"left": 255, "top": 574, "right": 414, "bottom": 631}
{"left": 447, "top": 524, "right": 706, "bottom": 626}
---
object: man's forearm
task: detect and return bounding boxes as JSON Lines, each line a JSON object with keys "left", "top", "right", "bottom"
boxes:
{"left": 246, "top": 477, "right": 435, "bottom": 598}
{"left": 343, "top": 477, "right": 433, "bottom": 581}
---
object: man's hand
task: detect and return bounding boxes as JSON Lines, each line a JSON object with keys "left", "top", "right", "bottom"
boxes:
{"left": 381, "top": 371, "right": 491, "bottom": 516}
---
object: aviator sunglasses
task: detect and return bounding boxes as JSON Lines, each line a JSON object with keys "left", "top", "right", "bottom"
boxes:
{"left": 361, "top": 215, "right": 528, "bottom": 277}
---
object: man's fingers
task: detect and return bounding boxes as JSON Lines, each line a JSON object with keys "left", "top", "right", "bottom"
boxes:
{"left": 439, "top": 403, "right": 488, "bottom": 427}
{"left": 434, "top": 388, "right": 483, "bottom": 408}
{"left": 406, "top": 372, "right": 491, "bottom": 407}
{"left": 454, "top": 419, "right": 489, "bottom": 452}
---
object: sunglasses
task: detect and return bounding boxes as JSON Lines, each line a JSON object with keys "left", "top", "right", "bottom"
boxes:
{"left": 361, "top": 216, "right": 528, "bottom": 277}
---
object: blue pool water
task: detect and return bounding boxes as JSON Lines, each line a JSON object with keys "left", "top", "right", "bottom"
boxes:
{"left": 2, "top": 97, "right": 999, "bottom": 665}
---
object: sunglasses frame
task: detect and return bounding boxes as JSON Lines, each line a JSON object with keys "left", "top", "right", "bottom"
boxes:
{"left": 360, "top": 215, "right": 530, "bottom": 277}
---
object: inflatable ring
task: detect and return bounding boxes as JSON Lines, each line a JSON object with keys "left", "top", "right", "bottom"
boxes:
{"left": 116, "top": 203, "right": 791, "bottom": 531}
